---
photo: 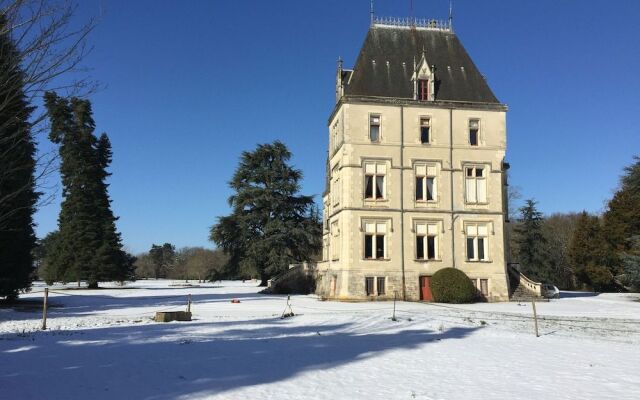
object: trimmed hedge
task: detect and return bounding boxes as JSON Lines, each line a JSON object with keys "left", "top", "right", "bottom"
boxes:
{"left": 430, "top": 268, "right": 477, "bottom": 303}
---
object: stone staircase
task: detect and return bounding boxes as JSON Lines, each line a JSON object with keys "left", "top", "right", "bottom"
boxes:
{"left": 507, "top": 264, "right": 547, "bottom": 302}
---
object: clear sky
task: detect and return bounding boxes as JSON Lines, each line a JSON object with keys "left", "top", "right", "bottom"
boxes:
{"left": 33, "top": 0, "right": 640, "bottom": 254}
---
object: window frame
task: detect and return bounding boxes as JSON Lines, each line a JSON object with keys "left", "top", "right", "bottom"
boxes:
{"left": 365, "top": 276, "right": 387, "bottom": 296}
{"left": 465, "top": 223, "right": 490, "bottom": 262}
{"left": 469, "top": 118, "right": 480, "bottom": 146}
{"left": 363, "top": 161, "right": 386, "bottom": 201}
{"left": 363, "top": 220, "right": 388, "bottom": 260}
{"left": 419, "top": 80, "right": 429, "bottom": 101}
{"left": 415, "top": 164, "right": 437, "bottom": 203}
{"left": 464, "top": 165, "right": 488, "bottom": 204}
{"left": 414, "top": 221, "right": 440, "bottom": 261}
{"left": 369, "top": 114, "right": 381, "bottom": 143}
{"left": 419, "top": 116, "right": 431, "bottom": 144}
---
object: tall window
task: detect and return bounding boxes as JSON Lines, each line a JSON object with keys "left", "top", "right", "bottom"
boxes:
{"left": 364, "top": 221, "right": 386, "bottom": 260}
{"left": 419, "top": 80, "right": 429, "bottom": 101}
{"left": 416, "top": 222, "right": 438, "bottom": 260}
{"left": 369, "top": 114, "right": 380, "bottom": 142}
{"left": 364, "top": 162, "right": 386, "bottom": 200}
{"left": 416, "top": 164, "right": 436, "bottom": 202}
{"left": 365, "top": 277, "right": 375, "bottom": 295}
{"left": 465, "top": 166, "right": 487, "bottom": 203}
{"left": 469, "top": 119, "right": 479, "bottom": 146}
{"left": 420, "top": 117, "right": 431, "bottom": 144}
{"left": 466, "top": 224, "right": 489, "bottom": 261}
{"left": 376, "top": 277, "right": 386, "bottom": 295}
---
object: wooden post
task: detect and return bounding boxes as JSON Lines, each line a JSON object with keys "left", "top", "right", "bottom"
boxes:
{"left": 392, "top": 291, "right": 397, "bottom": 321}
{"left": 532, "top": 298, "right": 539, "bottom": 337}
{"left": 42, "top": 288, "right": 49, "bottom": 331}
{"left": 187, "top": 294, "right": 192, "bottom": 313}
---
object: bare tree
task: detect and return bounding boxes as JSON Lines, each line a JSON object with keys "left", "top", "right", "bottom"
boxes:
{"left": 0, "top": 0, "right": 97, "bottom": 231}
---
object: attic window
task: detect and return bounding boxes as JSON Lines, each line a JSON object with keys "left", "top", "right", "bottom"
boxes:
{"left": 419, "top": 80, "right": 430, "bottom": 101}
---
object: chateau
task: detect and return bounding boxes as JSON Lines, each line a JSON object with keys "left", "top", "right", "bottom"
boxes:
{"left": 316, "top": 16, "right": 511, "bottom": 302}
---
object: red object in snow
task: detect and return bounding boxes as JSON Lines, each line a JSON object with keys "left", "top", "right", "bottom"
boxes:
{"left": 231, "top": 299, "right": 240, "bottom": 303}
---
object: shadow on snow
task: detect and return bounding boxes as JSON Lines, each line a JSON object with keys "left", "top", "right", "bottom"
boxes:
{"left": 0, "top": 317, "right": 480, "bottom": 399}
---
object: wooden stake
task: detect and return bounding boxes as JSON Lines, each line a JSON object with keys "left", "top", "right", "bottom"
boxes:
{"left": 187, "top": 294, "right": 192, "bottom": 313}
{"left": 42, "top": 288, "right": 49, "bottom": 331}
{"left": 532, "top": 298, "right": 539, "bottom": 337}
{"left": 392, "top": 291, "right": 397, "bottom": 321}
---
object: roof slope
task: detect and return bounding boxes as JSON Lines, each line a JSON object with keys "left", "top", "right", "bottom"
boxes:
{"left": 344, "top": 26, "right": 500, "bottom": 104}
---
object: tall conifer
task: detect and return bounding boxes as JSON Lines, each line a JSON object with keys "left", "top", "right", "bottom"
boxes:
{"left": 0, "top": 16, "right": 38, "bottom": 299}
{"left": 44, "top": 93, "right": 127, "bottom": 288}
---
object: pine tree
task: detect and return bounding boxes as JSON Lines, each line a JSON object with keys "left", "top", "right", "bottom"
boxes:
{"left": 210, "top": 141, "right": 322, "bottom": 285}
{"left": 568, "top": 212, "right": 613, "bottom": 290}
{"left": 603, "top": 156, "right": 640, "bottom": 264}
{"left": 513, "top": 199, "right": 551, "bottom": 282}
{"left": 0, "top": 15, "right": 38, "bottom": 300}
{"left": 44, "top": 93, "right": 128, "bottom": 288}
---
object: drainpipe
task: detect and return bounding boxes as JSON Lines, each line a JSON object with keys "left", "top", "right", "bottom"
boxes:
{"left": 450, "top": 108, "right": 456, "bottom": 269}
{"left": 400, "top": 105, "right": 406, "bottom": 300}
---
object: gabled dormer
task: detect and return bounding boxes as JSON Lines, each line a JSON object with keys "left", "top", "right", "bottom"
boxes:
{"left": 412, "top": 50, "right": 435, "bottom": 101}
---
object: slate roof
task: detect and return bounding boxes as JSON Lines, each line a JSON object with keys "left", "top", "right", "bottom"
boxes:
{"left": 344, "top": 25, "right": 500, "bottom": 104}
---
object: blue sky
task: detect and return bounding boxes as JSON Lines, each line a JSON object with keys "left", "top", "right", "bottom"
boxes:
{"left": 33, "top": 0, "right": 640, "bottom": 253}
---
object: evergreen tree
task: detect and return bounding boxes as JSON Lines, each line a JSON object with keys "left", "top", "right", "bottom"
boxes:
{"left": 44, "top": 92, "right": 128, "bottom": 288}
{"left": 603, "top": 156, "right": 640, "bottom": 266}
{"left": 0, "top": 15, "right": 38, "bottom": 300}
{"left": 210, "top": 141, "right": 322, "bottom": 286}
{"left": 568, "top": 212, "right": 613, "bottom": 291}
{"left": 513, "top": 199, "right": 551, "bottom": 282}
{"left": 149, "top": 243, "right": 176, "bottom": 279}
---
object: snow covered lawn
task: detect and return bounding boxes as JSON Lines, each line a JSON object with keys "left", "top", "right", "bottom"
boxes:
{"left": 1, "top": 280, "right": 639, "bottom": 400}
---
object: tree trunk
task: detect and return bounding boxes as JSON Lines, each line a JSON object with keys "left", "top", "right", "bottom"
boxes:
{"left": 259, "top": 273, "right": 269, "bottom": 287}
{"left": 87, "top": 281, "right": 98, "bottom": 289}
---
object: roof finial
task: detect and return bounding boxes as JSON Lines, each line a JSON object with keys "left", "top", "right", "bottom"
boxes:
{"left": 370, "top": 0, "right": 374, "bottom": 26}
{"left": 449, "top": 1, "right": 454, "bottom": 31}
{"left": 337, "top": 56, "right": 343, "bottom": 71}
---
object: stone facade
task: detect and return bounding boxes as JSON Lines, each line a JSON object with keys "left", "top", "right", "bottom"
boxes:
{"left": 316, "top": 21, "right": 511, "bottom": 302}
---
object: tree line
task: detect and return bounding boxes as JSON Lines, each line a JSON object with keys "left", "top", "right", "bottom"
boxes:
{"left": 133, "top": 243, "right": 229, "bottom": 282}
{"left": 510, "top": 157, "right": 640, "bottom": 292}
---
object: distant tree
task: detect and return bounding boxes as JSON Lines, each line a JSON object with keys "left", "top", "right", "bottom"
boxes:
{"left": 513, "top": 199, "right": 552, "bottom": 282}
{"left": 210, "top": 141, "right": 322, "bottom": 286}
{"left": 44, "top": 92, "right": 128, "bottom": 288}
{"left": 0, "top": 14, "right": 37, "bottom": 299}
{"left": 542, "top": 213, "right": 581, "bottom": 289}
{"left": 33, "top": 231, "right": 62, "bottom": 284}
{"left": 133, "top": 253, "right": 155, "bottom": 279}
{"left": 568, "top": 212, "right": 613, "bottom": 291}
{"left": 149, "top": 243, "right": 175, "bottom": 279}
{"left": 603, "top": 156, "right": 640, "bottom": 272}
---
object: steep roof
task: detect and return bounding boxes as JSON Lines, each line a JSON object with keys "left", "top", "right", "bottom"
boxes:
{"left": 344, "top": 25, "right": 500, "bottom": 104}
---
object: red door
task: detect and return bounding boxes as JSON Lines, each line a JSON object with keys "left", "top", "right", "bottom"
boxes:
{"left": 420, "top": 276, "right": 433, "bottom": 301}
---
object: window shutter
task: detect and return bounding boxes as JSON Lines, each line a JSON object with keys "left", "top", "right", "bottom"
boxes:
{"left": 466, "top": 178, "right": 476, "bottom": 203}
{"left": 477, "top": 179, "right": 487, "bottom": 203}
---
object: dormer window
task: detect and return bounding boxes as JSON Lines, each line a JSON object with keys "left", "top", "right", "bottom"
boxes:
{"left": 419, "top": 80, "right": 430, "bottom": 101}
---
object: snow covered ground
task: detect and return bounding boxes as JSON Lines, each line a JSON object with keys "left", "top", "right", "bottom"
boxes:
{"left": 1, "top": 280, "right": 639, "bottom": 400}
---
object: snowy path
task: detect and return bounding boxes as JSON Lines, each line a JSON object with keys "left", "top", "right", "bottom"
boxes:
{"left": 1, "top": 281, "right": 639, "bottom": 399}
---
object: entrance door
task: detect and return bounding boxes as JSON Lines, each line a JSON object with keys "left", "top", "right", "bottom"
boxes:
{"left": 420, "top": 276, "right": 433, "bottom": 301}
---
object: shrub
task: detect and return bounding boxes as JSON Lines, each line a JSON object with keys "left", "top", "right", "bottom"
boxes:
{"left": 272, "top": 273, "right": 316, "bottom": 295}
{"left": 430, "top": 268, "right": 477, "bottom": 303}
